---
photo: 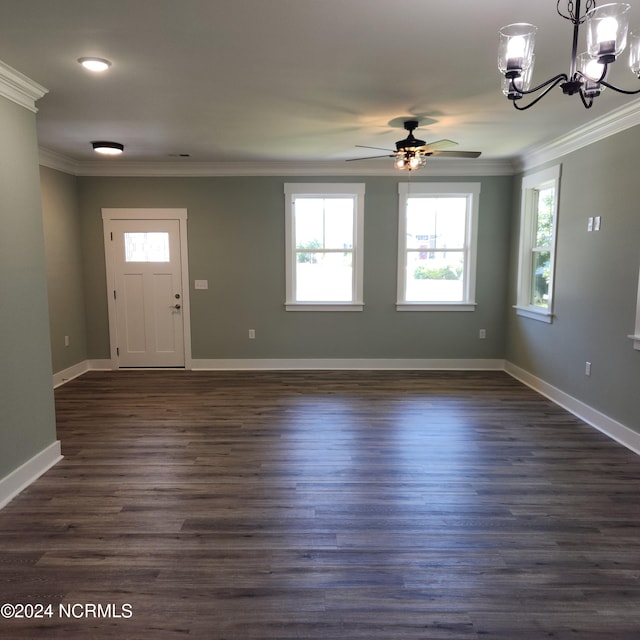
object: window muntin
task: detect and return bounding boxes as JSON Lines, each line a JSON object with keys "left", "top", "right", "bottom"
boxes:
{"left": 397, "top": 183, "right": 480, "bottom": 311}
{"left": 516, "top": 166, "right": 561, "bottom": 322}
{"left": 285, "top": 184, "right": 364, "bottom": 310}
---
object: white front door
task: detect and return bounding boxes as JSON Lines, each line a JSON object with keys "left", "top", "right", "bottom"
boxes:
{"left": 104, "top": 214, "right": 188, "bottom": 367}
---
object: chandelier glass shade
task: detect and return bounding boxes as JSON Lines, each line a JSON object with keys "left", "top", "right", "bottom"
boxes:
{"left": 498, "top": 1, "right": 640, "bottom": 109}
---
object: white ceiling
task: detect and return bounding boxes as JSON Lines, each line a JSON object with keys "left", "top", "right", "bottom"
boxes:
{"left": 2, "top": 0, "right": 640, "bottom": 171}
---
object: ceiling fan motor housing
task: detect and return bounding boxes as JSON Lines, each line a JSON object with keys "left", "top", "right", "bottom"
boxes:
{"left": 396, "top": 120, "right": 425, "bottom": 150}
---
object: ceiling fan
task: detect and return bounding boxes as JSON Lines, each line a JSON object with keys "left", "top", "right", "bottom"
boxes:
{"left": 347, "top": 120, "right": 481, "bottom": 171}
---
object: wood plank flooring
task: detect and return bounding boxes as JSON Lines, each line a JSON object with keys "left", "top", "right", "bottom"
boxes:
{"left": 1, "top": 370, "right": 639, "bottom": 639}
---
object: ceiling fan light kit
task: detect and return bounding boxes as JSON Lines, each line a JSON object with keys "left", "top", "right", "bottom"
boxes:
{"left": 498, "top": 1, "right": 640, "bottom": 110}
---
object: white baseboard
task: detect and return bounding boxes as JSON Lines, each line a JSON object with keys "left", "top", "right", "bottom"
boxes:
{"left": 192, "top": 358, "right": 506, "bottom": 371}
{"left": 53, "top": 360, "right": 90, "bottom": 388}
{"left": 0, "top": 441, "right": 63, "bottom": 510}
{"left": 87, "top": 359, "right": 112, "bottom": 370}
{"left": 53, "top": 359, "right": 112, "bottom": 387}
{"left": 505, "top": 362, "right": 640, "bottom": 456}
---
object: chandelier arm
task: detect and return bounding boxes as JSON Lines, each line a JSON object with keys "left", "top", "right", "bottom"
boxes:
{"left": 578, "top": 89, "right": 595, "bottom": 109}
{"left": 518, "top": 73, "right": 569, "bottom": 96}
{"left": 512, "top": 76, "right": 569, "bottom": 110}
{"left": 598, "top": 79, "right": 640, "bottom": 95}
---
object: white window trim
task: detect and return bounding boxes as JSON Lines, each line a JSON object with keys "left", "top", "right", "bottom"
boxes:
{"left": 514, "top": 165, "right": 561, "bottom": 324}
{"left": 284, "top": 183, "right": 364, "bottom": 311}
{"left": 628, "top": 262, "right": 640, "bottom": 350}
{"left": 396, "top": 182, "right": 480, "bottom": 311}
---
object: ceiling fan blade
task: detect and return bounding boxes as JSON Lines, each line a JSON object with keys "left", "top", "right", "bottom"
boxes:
{"left": 429, "top": 150, "right": 482, "bottom": 158}
{"left": 420, "top": 139, "right": 458, "bottom": 151}
{"left": 346, "top": 154, "right": 395, "bottom": 161}
{"left": 355, "top": 144, "right": 395, "bottom": 152}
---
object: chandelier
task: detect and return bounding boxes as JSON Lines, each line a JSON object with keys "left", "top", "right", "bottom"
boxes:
{"left": 498, "top": 1, "right": 640, "bottom": 109}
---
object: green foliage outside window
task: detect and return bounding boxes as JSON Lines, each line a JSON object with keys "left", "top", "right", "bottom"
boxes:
{"left": 414, "top": 264, "right": 463, "bottom": 280}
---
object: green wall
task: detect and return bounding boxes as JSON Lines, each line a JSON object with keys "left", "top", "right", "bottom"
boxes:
{"left": 0, "top": 96, "right": 57, "bottom": 478}
{"left": 77, "top": 175, "right": 513, "bottom": 361}
{"left": 506, "top": 126, "right": 640, "bottom": 433}
{"left": 40, "top": 166, "right": 88, "bottom": 373}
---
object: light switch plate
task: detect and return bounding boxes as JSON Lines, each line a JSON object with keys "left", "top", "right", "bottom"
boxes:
{"left": 194, "top": 279, "right": 208, "bottom": 290}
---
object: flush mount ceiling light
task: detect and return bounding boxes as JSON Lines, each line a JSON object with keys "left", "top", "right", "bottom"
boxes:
{"left": 498, "top": 1, "right": 640, "bottom": 109}
{"left": 91, "top": 141, "right": 124, "bottom": 155}
{"left": 78, "top": 57, "right": 112, "bottom": 72}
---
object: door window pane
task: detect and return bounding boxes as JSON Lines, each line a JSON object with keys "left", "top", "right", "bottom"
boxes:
{"left": 125, "top": 232, "right": 170, "bottom": 263}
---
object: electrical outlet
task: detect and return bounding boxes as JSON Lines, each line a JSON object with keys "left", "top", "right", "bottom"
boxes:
{"left": 479, "top": 329, "right": 487, "bottom": 339}
{"left": 585, "top": 361, "right": 592, "bottom": 376}
{"left": 64, "top": 335, "right": 70, "bottom": 347}
{"left": 248, "top": 329, "right": 256, "bottom": 339}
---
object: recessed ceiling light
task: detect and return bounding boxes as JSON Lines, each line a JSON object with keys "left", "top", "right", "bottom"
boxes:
{"left": 78, "top": 57, "right": 112, "bottom": 72}
{"left": 92, "top": 141, "right": 124, "bottom": 155}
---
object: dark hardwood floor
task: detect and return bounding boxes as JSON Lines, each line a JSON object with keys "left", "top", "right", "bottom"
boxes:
{"left": 1, "top": 370, "right": 639, "bottom": 639}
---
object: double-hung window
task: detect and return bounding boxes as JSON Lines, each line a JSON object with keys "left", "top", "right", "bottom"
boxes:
{"left": 284, "top": 183, "right": 364, "bottom": 311}
{"left": 397, "top": 182, "right": 480, "bottom": 311}
{"left": 515, "top": 165, "right": 561, "bottom": 323}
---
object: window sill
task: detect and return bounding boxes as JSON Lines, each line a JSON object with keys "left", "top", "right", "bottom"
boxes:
{"left": 514, "top": 305, "right": 554, "bottom": 323}
{"left": 627, "top": 335, "right": 640, "bottom": 351}
{"left": 396, "top": 303, "right": 477, "bottom": 312}
{"left": 285, "top": 303, "right": 364, "bottom": 312}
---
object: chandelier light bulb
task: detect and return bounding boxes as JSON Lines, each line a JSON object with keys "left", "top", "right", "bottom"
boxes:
{"left": 597, "top": 16, "right": 619, "bottom": 43}
{"left": 585, "top": 57, "right": 605, "bottom": 81}
{"left": 507, "top": 36, "right": 526, "bottom": 63}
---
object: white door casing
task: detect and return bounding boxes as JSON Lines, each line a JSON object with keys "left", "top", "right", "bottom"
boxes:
{"left": 102, "top": 209, "right": 191, "bottom": 369}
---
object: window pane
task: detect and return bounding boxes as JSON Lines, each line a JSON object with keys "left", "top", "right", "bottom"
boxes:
{"left": 296, "top": 251, "right": 353, "bottom": 302}
{"left": 124, "top": 232, "right": 170, "bottom": 262}
{"left": 405, "top": 251, "right": 464, "bottom": 302}
{"left": 530, "top": 250, "right": 551, "bottom": 307}
{"left": 294, "top": 198, "right": 354, "bottom": 250}
{"left": 324, "top": 199, "right": 353, "bottom": 249}
{"left": 535, "top": 187, "right": 554, "bottom": 248}
{"left": 406, "top": 197, "right": 466, "bottom": 249}
{"left": 294, "top": 199, "right": 324, "bottom": 248}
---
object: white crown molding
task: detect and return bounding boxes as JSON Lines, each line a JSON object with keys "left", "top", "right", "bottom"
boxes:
{"left": 0, "top": 60, "right": 48, "bottom": 113}
{"left": 39, "top": 147, "right": 81, "bottom": 175}
{"left": 38, "top": 152, "right": 515, "bottom": 178}
{"left": 516, "top": 96, "right": 640, "bottom": 172}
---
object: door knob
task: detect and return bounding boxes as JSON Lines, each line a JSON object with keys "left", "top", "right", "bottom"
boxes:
{"left": 173, "top": 304, "right": 181, "bottom": 310}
